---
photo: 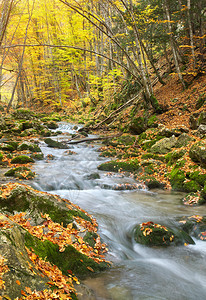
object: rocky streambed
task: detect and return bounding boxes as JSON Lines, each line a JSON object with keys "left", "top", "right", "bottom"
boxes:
{"left": 0, "top": 111, "right": 206, "bottom": 299}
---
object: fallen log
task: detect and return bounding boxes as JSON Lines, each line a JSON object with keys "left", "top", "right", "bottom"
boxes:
{"left": 67, "top": 133, "right": 122, "bottom": 144}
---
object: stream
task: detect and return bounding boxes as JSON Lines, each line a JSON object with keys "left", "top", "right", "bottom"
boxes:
{"left": 31, "top": 123, "right": 206, "bottom": 300}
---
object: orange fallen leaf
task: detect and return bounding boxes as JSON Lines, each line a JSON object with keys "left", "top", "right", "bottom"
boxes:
{"left": 16, "top": 280, "right": 21, "bottom": 285}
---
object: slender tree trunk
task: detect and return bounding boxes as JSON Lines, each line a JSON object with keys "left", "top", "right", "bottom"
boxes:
{"left": 7, "top": 0, "right": 34, "bottom": 112}
{"left": 187, "top": 0, "right": 196, "bottom": 69}
{"left": 164, "top": 0, "right": 186, "bottom": 89}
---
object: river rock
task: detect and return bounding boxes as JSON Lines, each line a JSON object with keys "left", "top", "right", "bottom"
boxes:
{"left": 11, "top": 155, "right": 35, "bottom": 164}
{"left": 0, "top": 214, "right": 49, "bottom": 299}
{"left": 44, "top": 137, "right": 68, "bottom": 149}
{"left": 133, "top": 221, "right": 194, "bottom": 246}
{"left": 150, "top": 136, "right": 177, "bottom": 154}
{"left": 189, "top": 141, "right": 206, "bottom": 167}
{"left": 179, "top": 215, "right": 206, "bottom": 241}
{"left": 18, "top": 141, "right": 41, "bottom": 152}
{"left": 4, "top": 166, "right": 35, "bottom": 179}
{"left": 0, "top": 183, "right": 109, "bottom": 273}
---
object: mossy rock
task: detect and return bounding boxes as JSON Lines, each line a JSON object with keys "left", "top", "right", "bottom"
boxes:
{"left": 0, "top": 183, "right": 91, "bottom": 226}
{"left": 99, "top": 149, "right": 117, "bottom": 157}
{"left": 12, "top": 122, "right": 23, "bottom": 133}
{"left": 11, "top": 155, "right": 34, "bottom": 164}
{"left": 98, "top": 159, "right": 139, "bottom": 172}
{"left": 46, "top": 121, "right": 59, "bottom": 129}
{"left": 182, "top": 192, "right": 206, "bottom": 206}
{"left": 139, "top": 175, "right": 166, "bottom": 189}
{"left": 31, "top": 153, "right": 44, "bottom": 160}
{"left": 116, "top": 135, "right": 135, "bottom": 146}
{"left": 189, "top": 141, "right": 206, "bottom": 167}
{"left": 141, "top": 153, "right": 165, "bottom": 162}
{"left": 165, "top": 150, "right": 186, "bottom": 166}
{"left": 201, "top": 184, "right": 206, "bottom": 200}
{"left": 18, "top": 142, "right": 41, "bottom": 152}
{"left": 20, "top": 128, "right": 37, "bottom": 137}
{"left": 4, "top": 166, "right": 35, "bottom": 180}
{"left": 179, "top": 215, "right": 206, "bottom": 240}
{"left": 40, "top": 129, "right": 51, "bottom": 137}
{"left": 44, "top": 138, "right": 68, "bottom": 149}
{"left": 183, "top": 180, "right": 201, "bottom": 193}
{"left": 25, "top": 233, "right": 108, "bottom": 278}
{"left": 83, "top": 232, "right": 98, "bottom": 248}
{"left": 133, "top": 221, "right": 194, "bottom": 247}
{"left": 150, "top": 136, "right": 177, "bottom": 154}
{"left": 84, "top": 173, "right": 100, "bottom": 180}
{"left": 6, "top": 141, "right": 19, "bottom": 150}
{"left": 0, "top": 143, "right": 15, "bottom": 152}
{"left": 129, "top": 116, "right": 147, "bottom": 135}
{"left": 169, "top": 167, "right": 186, "bottom": 191}
{"left": 12, "top": 109, "right": 35, "bottom": 120}
{"left": 175, "top": 133, "right": 195, "bottom": 148}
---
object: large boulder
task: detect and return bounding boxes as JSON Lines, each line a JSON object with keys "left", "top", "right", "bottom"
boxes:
{"left": 0, "top": 215, "right": 49, "bottom": 299}
{"left": 150, "top": 136, "right": 177, "bottom": 154}
{"left": 175, "top": 133, "right": 195, "bottom": 148}
{"left": 0, "top": 183, "right": 110, "bottom": 298}
{"left": 189, "top": 141, "right": 206, "bottom": 167}
{"left": 133, "top": 221, "right": 194, "bottom": 247}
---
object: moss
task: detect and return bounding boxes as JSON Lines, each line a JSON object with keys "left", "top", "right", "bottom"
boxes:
{"left": 116, "top": 135, "right": 135, "bottom": 146}
{"left": 129, "top": 116, "right": 147, "bottom": 135}
{"left": 150, "top": 95, "right": 163, "bottom": 113}
{"left": 144, "top": 165, "right": 155, "bottom": 175}
{"left": 18, "top": 142, "right": 41, "bottom": 152}
{"left": 100, "top": 150, "right": 117, "bottom": 157}
{"left": 200, "top": 185, "right": 206, "bottom": 200}
{"left": 170, "top": 167, "right": 186, "bottom": 191}
{"left": 0, "top": 144, "right": 15, "bottom": 152}
{"left": 139, "top": 175, "right": 166, "bottom": 189}
{"left": 183, "top": 180, "right": 200, "bottom": 193}
{"left": 44, "top": 138, "right": 67, "bottom": 149}
{"left": 31, "top": 153, "right": 44, "bottom": 160}
{"left": 4, "top": 167, "right": 35, "bottom": 180}
{"left": 25, "top": 232, "right": 109, "bottom": 278}
{"left": 98, "top": 159, "right": 140, "bottom": 172}
{"left": 148, "top": 115, "right": 158, "bottom": 127}
{"left": 11, "top": 155, "right": 34, "bottom": 164}
{"left": 134, "top": 223, "right": 194, "bottom": 247}
{"left": 12, "top": 109, "right": 35, "bottom": 120}
{"left": 83, "top": 232, "right": 98, "bottom": 248}
{"left": 0, "top": 187, "right": 30, "bottom": 212}
{"left": 141, "top": 153, "right": 165, "bottom": 162}
{"left": 165, "top": 150, "right": 186, "bottom": 166}
{"left": 6, "top": 141, "right": 19, "bottom": 150}
{"left": 188, "top": 171, "right": 206, "bottom": 186}
{"left": 46, "top": 121, "right": 59, "bottom": 129}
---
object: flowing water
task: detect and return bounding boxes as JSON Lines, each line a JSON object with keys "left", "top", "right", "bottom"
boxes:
{"left": 32, "top": 123, "right": 206, "bottom": 300}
